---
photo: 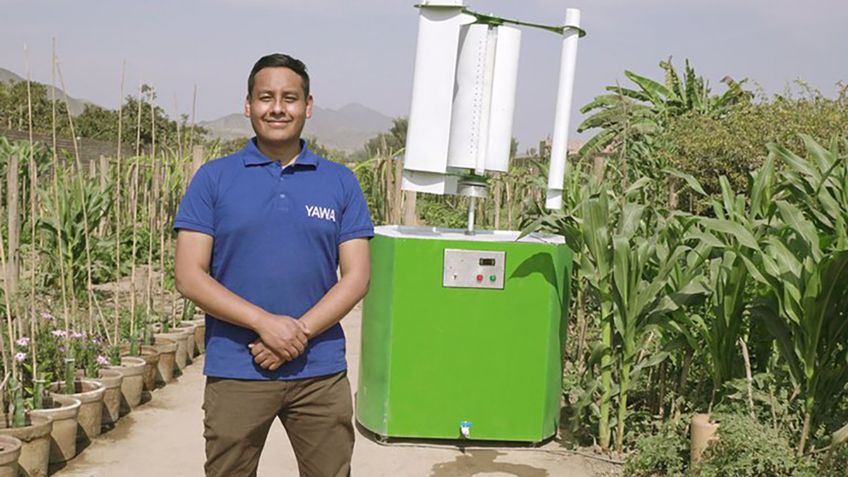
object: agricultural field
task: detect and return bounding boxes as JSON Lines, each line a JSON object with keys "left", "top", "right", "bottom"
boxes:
{"left": 0, "top": 56, "right": 847, "bottom": 476}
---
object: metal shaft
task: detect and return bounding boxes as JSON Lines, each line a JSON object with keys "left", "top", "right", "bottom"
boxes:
{"left": 466, "top": 195, "right": 476, "bottom": 235}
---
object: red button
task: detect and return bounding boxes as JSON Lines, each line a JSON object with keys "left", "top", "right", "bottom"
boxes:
{"left": 476, "top": 274, "right": 484, "bottom": 282}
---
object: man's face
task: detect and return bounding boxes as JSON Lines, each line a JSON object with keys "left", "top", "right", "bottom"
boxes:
{"left": 244, "top": 67, "right": 313, "bottom": 148}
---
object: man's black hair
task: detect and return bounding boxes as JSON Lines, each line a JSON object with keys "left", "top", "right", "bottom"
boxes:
{"left": 247, "top": 53, "right": 310, "bottom": 98}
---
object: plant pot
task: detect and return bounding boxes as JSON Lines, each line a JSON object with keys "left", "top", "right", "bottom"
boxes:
{"left": 105, "top": 357, "right": 146, "bottom": 413}
{"left": 179, "top": 321, "right": 203, "bottom": 356}
{"left": 0, "top": 414, "right": 51, "bottom": 477}
{"left": 690, "top": 413, "right": 719, "bottom": 465}
{"left": 49, "top": 380, "right": 106, "bottom": 443}
{"left": 175, "top": 323, "right": 197, "bottom": 360}
{"left": 30, "top": 395, "right": 80, "bottom": 464}
{"left": 152, "top": 337, "right": 177, "bottom": 384}
{"left": 96, "top": 369, "right": 123, "bottom": 429}
{"left": 155, "top": 331, "right": 191, "bottom": 370}
{"left": 189, "top": 318, "right": 205, "bottom": 353}
{"left": 0, "top": 435, "right": 22, "bottom": 477}
{"left": 120, "top": 345, "right": 161, "bottom": 391}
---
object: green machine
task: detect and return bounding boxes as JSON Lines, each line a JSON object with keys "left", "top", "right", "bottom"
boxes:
{"left": 356, "top": 1, "right": 583, "bottom": 443}
{"left": 357, "top": 226, "right": 572, "bottom": 442}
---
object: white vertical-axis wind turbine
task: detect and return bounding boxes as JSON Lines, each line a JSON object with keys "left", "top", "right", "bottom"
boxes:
{"left": 401, "top": 0, "right": 584, "bottom": 232}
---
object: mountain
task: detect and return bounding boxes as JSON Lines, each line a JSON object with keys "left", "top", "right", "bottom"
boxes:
{"left": 0, "top": 67, "right": 22, "bottom": 83}
{"left": 200, "top": 103, "right": 394, "bottom": 152}
{"left": 0, "top": 67, "right": 91, "bottom": 116}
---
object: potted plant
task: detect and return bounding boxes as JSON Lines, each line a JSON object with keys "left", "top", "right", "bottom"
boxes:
{"left": 49, "top": 329, "right": 107, "bottom": 444}
{"left": 0, "top": 435, "right": 23, "bottom": 476}
{"left": 0, "top": 375, "right": 52, "bottom": 477}
{"left": 21, "top": 317, "right": 83, "bottom": 464}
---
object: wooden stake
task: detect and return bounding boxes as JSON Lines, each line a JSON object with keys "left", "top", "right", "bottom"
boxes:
{"left": 24, "top": 43, "right": 39, "bottom": 379}
{"left": 402, "top": 190, "right": 417, "bottom": 226}
{"left": 158, "top": 157, "right": 167, "bottom": 325}
{"left": 593, "top": 154, "right": 605, "bottom": 184}
{"left": 739, "top": 337, "right": 756, "bottom": 419}
{"left": 113, "top": 61, "right": 125, "bottom": 349}
{"left": 56, "top": 54, "right": 97, "bottom": 335}
{"left": 50, "top": 39, "right": 71, "bottom": 338}
{"left": 174, "top": 95, "right": 183, "bottom": 168}
{"left": 505, "top": 181, "right": 513, "bottom": 230}
{"left": 188, "top": 84, "right": 197, "bottom": 153}
{"left": 135, "top": 82, "right": 143, "bottom": 157}
{"left": 191, "top": 145, "right": 203, "bottom": 183}
{"left": 392, "top": 158, "right": 403, "bottom": 224}
{"left": 0, "top": 219, "right": 16, "bottom": 381}
{"left": 99, "top": 155, "right": 108, "bottom": 193}
{"left": 146, "top": 159, "right": 156, "bottom": 321}
{"left": 96, "top": 155, "right": 108, "bottom": 237}
{"left": 129, "top": 161, "right": 139, "bottom": 340}
{"left": 6, "top": 152, "right": 19, "bottom": 297}
{"left": 492, "top": 180, "right": 501, "bottom": 230}
{"left": 146, "top": 98, "right": 157, "bottom": 322}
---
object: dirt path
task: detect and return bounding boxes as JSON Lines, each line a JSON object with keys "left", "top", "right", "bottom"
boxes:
{"left": 55, "top": 304, "right": 618, "bottom": 477}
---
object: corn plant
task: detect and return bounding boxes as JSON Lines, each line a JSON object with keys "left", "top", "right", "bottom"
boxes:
{"left": 524, "top": 174, "right": 706, "bottom": 450}
{"left": 37, "top": 170, "right": 112, "bottom": 298}
{"left": 689, "top": 170, "right": 774, "bottom": 409}
{"left": 750, "top": 136, "right": 848, "bottom": 454}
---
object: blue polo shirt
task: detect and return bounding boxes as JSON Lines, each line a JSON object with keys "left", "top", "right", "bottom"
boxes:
{"left": 174, "top": 138, "right": 374, "bottom": 380}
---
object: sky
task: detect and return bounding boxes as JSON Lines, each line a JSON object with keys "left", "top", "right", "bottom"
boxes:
{"left": 1, "top": 0, "right": 846, "bottom": 151}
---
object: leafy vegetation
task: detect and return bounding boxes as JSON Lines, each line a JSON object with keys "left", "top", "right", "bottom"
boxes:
{"left": 523, "top": 59, "right": 848, "bottom": 473}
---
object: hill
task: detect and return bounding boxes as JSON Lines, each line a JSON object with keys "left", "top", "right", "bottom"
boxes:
{"left": 0, "top": 67, "right": 91, "bottom": 116}
{"left": 200, "top": 103, "right": 393, "bottom": 152}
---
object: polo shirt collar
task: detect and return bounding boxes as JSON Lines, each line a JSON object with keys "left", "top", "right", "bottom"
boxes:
{"left": 241, "top": 138, "right": 319, "bottom": 168}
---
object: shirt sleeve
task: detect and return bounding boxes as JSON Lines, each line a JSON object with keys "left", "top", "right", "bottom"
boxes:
{"left": 339, "top": 168, "right": 374, "bottom": 243}
{"left": 173, "top": 165, "right": 216, "bottom": 237}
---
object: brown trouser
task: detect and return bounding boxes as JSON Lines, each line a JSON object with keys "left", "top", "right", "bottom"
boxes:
{"left": 203, "top": 371, "right": 354, "bottom": 477}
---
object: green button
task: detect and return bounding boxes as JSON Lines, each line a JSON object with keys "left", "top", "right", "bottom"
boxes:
{"left": 489, "top": 275, "right": 496, "bottom": 282}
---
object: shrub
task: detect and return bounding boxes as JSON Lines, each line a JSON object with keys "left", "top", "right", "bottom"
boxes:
{"left": 692, "top": 413, "right": 800, "bottom": 477}
{"left": 624, "top": 419, "right": 688, "bottom": 477}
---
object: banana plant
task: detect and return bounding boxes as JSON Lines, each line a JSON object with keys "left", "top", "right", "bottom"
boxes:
{"left": 577, "top": 59, "right": 751, "bottom": 163}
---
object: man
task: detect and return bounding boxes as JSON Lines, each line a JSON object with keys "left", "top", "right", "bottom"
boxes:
{"left": 174, "top": 53, "right": 373, "bottom": 477}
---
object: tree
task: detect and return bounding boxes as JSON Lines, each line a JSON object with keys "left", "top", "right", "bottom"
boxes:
{"left": 661, "top": 83, "right": 848, "bottom": 209}
{"left": 363, "top": 117, "right": 407, "bottom": 157}
{"left": 577, "top": 59, "right": 751, "bottom": 191}
{"left": 0, "top": 80, "right": 73, "bottom": 135}
{"left": 76, "top": 85, "right": 205, "bottom": 151}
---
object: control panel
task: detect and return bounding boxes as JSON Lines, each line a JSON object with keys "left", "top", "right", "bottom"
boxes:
{"left": 442, "top": 249, "right": 506, "bottom": 289}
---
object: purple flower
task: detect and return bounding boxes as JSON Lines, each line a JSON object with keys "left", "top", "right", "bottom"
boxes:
{"left": 41, "top": 312, "right": 55, "bottom": 321}
{"left": 14, "top": 352, "right": 26, "bottom": 362}
{"left": 58, "top": 346, "right": 65, "bottom": 353}
{"left": 51, "top": 329, "right": 66, "bottom": 337}
{"left": 70, "top": 331, "right": 83, "bottom": 339}
{"left": 96, "top": 355, "right": 109, "bottom": 366}
{"left": 91, "top": 337, "right": 100, "bottom": 345}
{"left": 15, "top": 337, "right": 30, "bottom": 347}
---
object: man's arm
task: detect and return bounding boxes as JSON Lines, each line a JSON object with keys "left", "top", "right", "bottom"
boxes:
{"left": 250, "top": 237, "right": 371, "bottom": 369}
{"left": 174, "top": 229, "right": 308, "bottom": 361}
{"left": 301, "top": 237, "right": 371, "bottom": 336}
